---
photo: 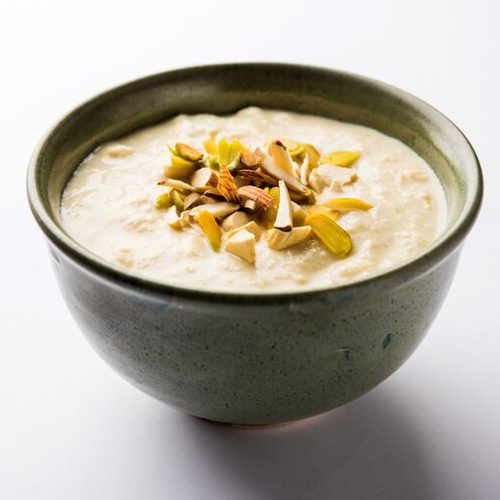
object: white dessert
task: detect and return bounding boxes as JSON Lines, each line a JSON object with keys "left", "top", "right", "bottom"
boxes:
{"left": 60, "top": 107, "right": 446, "bottom": 292}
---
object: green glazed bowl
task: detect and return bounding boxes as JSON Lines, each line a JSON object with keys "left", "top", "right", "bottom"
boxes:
{"left": 27, "top": 64, "right": 482, "bottom": 425}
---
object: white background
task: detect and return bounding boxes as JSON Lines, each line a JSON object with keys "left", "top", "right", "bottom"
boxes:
{"left": 1, "top": 1, "right": 499, "bottom": 499}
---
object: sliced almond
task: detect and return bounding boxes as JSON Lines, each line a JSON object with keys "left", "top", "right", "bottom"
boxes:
{"left": 190, "top": 202, "right": 240, "bottom": 219}
{"left": 255, "top": 148, "right": 311, "bottom": 196}
{"left": 217, "top": 163, "right": 240, "bottom": 203}
{"left": 299, "top": 154, "right": 311, "bottom": 186}
{"left": 237, "top": 168, "right": 278, "bottom": 186}
{"left": 224, "top": 221, "right": 262, "bottom": 242}
{"left": 274, "top": 180, "right": 293, "bottom": 232}
{"left": 240, "top": 148, "right": 261, "bottom": 168}
{"left": 224, "top": 229, "right": 256, "bottom": 264}
{"left": 183, "top": 192, "right": 201, "bottom": 210}
{"left": 266, "top": 226, "right": 312, "bottom": 250}
{"left": 198, "top": 195, "right": 219, "bottom": 205}
{"left": 233, "top": 176, "right": 251, "bottom": 189}
{"left": 320, "top": 198, "right": 373, "bottom": 212}
{"left": 237, "top": 185, "right": 274, "bottom": 208}
{"left": 190, "top": 167, "right": 218, "bottom": 189}
{"left": 160, "top": 178, "right": 200, "bottom": 193}
{"left": 176, "top": 143, "right": 204, "bottom": 162}
{"left": 269, "top": 140, "right": 295, "bottom": 176}
{"left": 203, "top": 187, "right": 223, "bottom": 198}
{"left": 221, "top": 211, "right": 251, "bottom": 232}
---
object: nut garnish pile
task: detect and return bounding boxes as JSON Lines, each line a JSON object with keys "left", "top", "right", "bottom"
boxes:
{"left": 155, "top": 135, "right": 372, "bottom": 265}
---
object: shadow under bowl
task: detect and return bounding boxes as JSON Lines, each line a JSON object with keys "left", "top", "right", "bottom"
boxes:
{"left": 27, "top": 63, "right": 482, "bottom": 425}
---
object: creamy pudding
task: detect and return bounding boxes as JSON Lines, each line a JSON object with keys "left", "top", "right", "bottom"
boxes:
{"left": 60, "top": 107, "right": 446, "bottom": 292}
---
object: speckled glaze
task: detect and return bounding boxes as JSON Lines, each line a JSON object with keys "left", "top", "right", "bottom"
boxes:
{"left": 28, "top": 64, "right": 482, "bottom": 425}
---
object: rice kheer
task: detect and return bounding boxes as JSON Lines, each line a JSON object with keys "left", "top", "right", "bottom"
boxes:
{"left": 60, "top": 107, "right": 446, "bottom": 292}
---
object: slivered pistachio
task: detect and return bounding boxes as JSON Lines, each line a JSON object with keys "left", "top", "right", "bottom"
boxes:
{"left": 156, "top": 191, "right": 172, "bottom": 209}
{"left": 171, "top": 190, "right": 186, "bottom": 213}
{"left": 320, "top": 198, "right": 373, "bottom": 212}
{"left": 274, "top": 180, "right": 293, "bottom": 232}
{"left": 305, "top": 213, "right": 352, "bottom": 257}
{"left": 197, "top": 210, "right": 222, "bottom": 251}
{"left": 157, "top": 134, "right": 370, "bottom": 265}
{"left": 207, "top": 156, "right": 220, "bottom": 171}
{"left": 218, "top": 138, "right": 243, "bottom": 168}
{"left": 266, "top": 226, "right": 312, "bottom": 250}
{"left": 290, "top": 143, "right": 320, "bottom": 168}
{"left": 164, "top": 154, "right": 197, "bottom": 179}
{"left": 289, "top": 189, "right": 316, "bottom": 205}
{"left": 307, "top": 204, "right": 340, "bottom": 221}
{"left": 175, "top": 143, "right": 203, "bottom": 162}
{"left": 320, "top": 151, "right": 360, "bottom": 167}
{"left": 204, "top": 132, "right": 218, "bottom": 155}
{"left": 175, "top": 142, "right": 203, "bottom": 163}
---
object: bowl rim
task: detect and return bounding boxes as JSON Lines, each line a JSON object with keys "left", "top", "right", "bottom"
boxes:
{"left": 27, "top": 62, "right": 483, "bottom": 304}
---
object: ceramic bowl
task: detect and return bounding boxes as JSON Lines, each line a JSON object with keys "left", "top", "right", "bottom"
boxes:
{"left": 27, "top": 64, "right": 482, "bottom": 425}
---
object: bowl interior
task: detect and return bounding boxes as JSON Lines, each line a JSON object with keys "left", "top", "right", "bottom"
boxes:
{"left": 29, "top": 63, "right": 482, "bottom": 292}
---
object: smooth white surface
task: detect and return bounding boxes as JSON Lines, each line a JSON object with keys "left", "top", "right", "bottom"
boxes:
{"left": 1, "top": 0, "right": 498, "bottom": 498}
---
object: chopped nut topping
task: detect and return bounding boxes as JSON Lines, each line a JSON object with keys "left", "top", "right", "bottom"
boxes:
{"left": 320, "top": 151, "right": 360, "bottom": 168}
{"left": 240, "top": 148, "right": 261, "bottom": 168}
{"left": 175, "top": 143, "right": 204, "bottom": 162}
{"left": 237, "top": 185, "right": 274, "bottom": 208}
{"left": 225, "top": 221, "right": 262, "bottom": 242}
{"left": 218, "top": 163, "right": 240, "bottom": 203}
{"left": 155, "top": 136, "right": 371, "bottom": 264}
{"left": 320, "top": 198, "right": 373, "bottom": 212}
{"left": 305, "top": 212, "right": 352, "bottom": 257}
{"left": 274, "top": 180, "right": 293, "bottom": 232}
{"left": 224, "top": 229, "right": 256, "bottom": 264}
{"left": 197, "top": 210, "right": 222, "bottom": 251}
{"left": 190, "top": 167, "right": 218, "bottom": 189}
{"left": 266, "top": 226, "right": 312, "bottom": 250}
